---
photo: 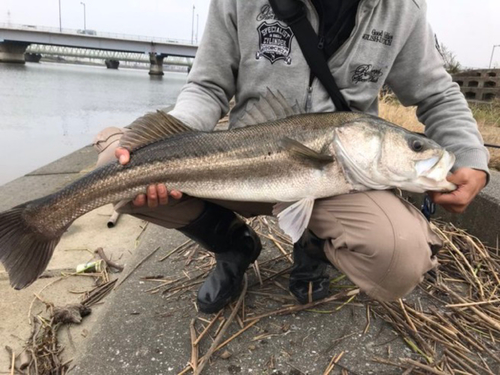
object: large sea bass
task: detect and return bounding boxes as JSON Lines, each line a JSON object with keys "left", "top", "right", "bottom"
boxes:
{"left": 0, "top": 92, "right": 456, "bottom": 289}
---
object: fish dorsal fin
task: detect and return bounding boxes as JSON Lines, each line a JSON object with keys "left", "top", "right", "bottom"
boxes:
{"left": 273, "top": 197, "right": 315, "bottom": 243}
{"left": 233, "top": 88, "right": 303, "bottom": 128}
{"left": 281, "top": 137, "right": 334, "bottom": 167}
{"left": 119, "top": 110, "right": 194, "bottom": 151}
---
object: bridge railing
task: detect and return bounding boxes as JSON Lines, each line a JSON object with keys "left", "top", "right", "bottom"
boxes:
{"left": 0, "top": 22, "right": 195, "bottom": 46}
{"left": 25, "top": 44, "right": 194, "bottom": 66}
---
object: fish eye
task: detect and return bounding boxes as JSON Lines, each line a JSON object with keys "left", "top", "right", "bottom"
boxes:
{"left": 410, "top": 139, "right": 424, "bottom": 152}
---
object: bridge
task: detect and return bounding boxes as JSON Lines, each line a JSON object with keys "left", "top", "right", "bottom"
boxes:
{"left": 26, "top": 44, "right": 194, "bottom": 71}
{"left": 0, "top": 23, "right": 198, "bottom": 75}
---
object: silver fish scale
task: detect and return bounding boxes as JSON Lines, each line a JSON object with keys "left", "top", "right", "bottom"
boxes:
{"left": 25, "top": 112, "right": 365, "bottom": 236}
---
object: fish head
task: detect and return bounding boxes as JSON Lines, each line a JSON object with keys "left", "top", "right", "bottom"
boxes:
{"left": 331, "top": 118, "right": 457, "bottom": 193}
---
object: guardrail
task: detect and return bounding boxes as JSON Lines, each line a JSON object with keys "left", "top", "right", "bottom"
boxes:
{"left": 0, "top": 22, "right": 195, "bottom": 46}
{"left": 25, "top": 44, "right": 194, "bottom": 66}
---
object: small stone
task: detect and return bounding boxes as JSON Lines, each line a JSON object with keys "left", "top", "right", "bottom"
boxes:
{"left": 220, "top": 350, "right": 232, "bottom": 359}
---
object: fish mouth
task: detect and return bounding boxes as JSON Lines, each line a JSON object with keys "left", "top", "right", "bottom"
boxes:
{"left": 415, "top": 151, "right": 457, "bottom": 192}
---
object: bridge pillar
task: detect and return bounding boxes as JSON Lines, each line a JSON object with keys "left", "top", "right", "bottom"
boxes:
{"left": 0, "top": 42, "right": 30, "bottom": 64}
{"left": 105, "top": 59, "right": 120, "bottom": 69}
{"left": 149, "top": 53, "right": 164, "bottom": 76}
{"left": 25, "top": 53, "right": 42, "bottom": 63}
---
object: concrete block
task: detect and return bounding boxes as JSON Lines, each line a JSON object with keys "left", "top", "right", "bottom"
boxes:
{"left": 408, "top": 170, "right": 500, "bottom": 247}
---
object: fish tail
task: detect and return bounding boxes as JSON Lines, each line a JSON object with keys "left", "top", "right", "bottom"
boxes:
{"left": 0, "top": 203, "right": 61, "bottom": 289}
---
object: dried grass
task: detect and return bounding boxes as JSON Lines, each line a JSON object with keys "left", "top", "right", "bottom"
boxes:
{"left": 9, "top": 216, "right": 499, "bottom": 374}
{"left": 379, "top": 95, "right": 500, "bottom": 170}
{"left": 372, "top": 220, "right": 500, "bottom": 374}
{"left": 175, "top": 217, "right": 500, "bottom": 374}
{"left": 8, "top": 257, "right": 118, "bottom": 375}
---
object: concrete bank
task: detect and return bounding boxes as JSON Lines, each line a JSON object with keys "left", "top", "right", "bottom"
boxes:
{"left": 0, "top": 146, "right": 147, "bottom": 373}
{"left": 408, "top": 170, "right": 500, "bottom": 247}
{"left": 0, "top": 145, "right": 499, "bottom": 374}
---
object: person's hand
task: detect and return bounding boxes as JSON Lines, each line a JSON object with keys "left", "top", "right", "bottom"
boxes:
{"left": 427, "top": 168, "right": 487, "bottom": 213}
{"left": 115, "top": 147, "right": 183, "bottom": 207}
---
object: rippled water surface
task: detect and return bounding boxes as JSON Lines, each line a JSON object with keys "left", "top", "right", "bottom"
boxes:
{"left": 0, "top": 62, "right": 187, "bottom": 185}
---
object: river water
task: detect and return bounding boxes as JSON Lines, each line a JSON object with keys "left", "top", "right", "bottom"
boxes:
{"left": 0, "top": 62, "right": 187, "bottom": 186}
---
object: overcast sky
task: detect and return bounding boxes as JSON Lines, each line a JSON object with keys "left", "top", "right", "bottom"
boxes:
{"left": 1, "top": 0, "right": 499, "bottom": 69}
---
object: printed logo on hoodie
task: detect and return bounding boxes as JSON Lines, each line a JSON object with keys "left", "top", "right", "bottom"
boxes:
{"left": 256, "top": 21, "right": 294, "bottom": 65}
{"left": 256, "top": 4, "right": 276, "bottom": 21}
{"left": 362, "top": 29, "right": 393, "bottom": 46}
{"left": 352, "top": 64, "right": 384, "bottom": 84}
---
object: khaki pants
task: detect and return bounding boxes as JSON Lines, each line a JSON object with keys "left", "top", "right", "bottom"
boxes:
{"left": 94, "top": 127, "right": 441, "bottom": 301}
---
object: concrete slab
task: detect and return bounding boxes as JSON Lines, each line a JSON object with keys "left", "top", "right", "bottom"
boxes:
{"left": 0, "top": 272, "right": 97, "bottom": 364}
{"left": 408, "top": 170, "right": 500, "bottom": 247}
{"left": 0, "top": 146, "right": 96, "bottom": 211}
{"left": 0, "top": 174, "right": 81, "bottom": 212}
{"left": 0, "top": 205, "right": 147, "bottom": 373}
{"left": 72, "top": 225, "right": 416, "bottom": 375}
{"left": 27, "top": 145, "right": 96, "bottom": 176}
{"left": 0, "top": 146, "right": 146, "bottom": 373}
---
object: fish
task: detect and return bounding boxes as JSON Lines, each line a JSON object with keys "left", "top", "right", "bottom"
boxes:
{"left": 0, "top": 91, "right": 456, "bottom": 289}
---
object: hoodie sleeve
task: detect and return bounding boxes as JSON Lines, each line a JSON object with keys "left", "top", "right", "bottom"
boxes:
{"left": 169, "top": 0, "right": 240, "bottom": 131}
{"left": 385, "top": 1, "right": 489, "bottom": 174}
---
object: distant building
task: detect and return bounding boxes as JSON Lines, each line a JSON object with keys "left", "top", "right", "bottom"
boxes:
{"left": 452, "top": 69, "right": 500, "bottom": 102}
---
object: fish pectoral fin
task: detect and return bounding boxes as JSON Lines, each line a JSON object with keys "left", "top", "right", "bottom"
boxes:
{"left": 120, "top": 110, "right": 194, "bottom": 151}
{"left": 281, "top": 137, "right": 334, "bottom": 167}
{"left": 272, "top": 197, "right": 315, "bottom": 243}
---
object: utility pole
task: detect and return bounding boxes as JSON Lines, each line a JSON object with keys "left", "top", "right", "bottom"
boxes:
{"left": 191, "top": 5, "right": 195, "bottom": 45}
{"left": 489, "top": 45, "right": 500, "bottom": 69}
{"left": 58, "top": 0, "right": 62, "bottom": 32}
{"left": 80, "top": 2, "right": 86, "bottom": 32}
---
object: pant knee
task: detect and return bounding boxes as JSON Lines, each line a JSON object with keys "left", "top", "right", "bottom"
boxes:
{"left": 323, "top": 221, "right": 436, "bottom": 302}
{"left": 358, "top": 228, "right": 436, "bottom": 301}
{"left": 311, "top": 192, "right": 440, "bottom": 301}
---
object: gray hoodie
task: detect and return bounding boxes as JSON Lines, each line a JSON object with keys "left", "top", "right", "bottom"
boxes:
{"left": 170, "top": 0, "right": 489, "bottom": 173}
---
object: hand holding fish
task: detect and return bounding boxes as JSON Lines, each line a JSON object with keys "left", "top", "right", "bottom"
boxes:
{"left": 428, "top": 168, "right": 487, "bottom": 213}
{"left": 115, "top": 147, "right": 183, "bottom": 207}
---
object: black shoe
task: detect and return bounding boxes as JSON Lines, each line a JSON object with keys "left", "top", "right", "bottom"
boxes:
{"left": 178, "top": 202, "right": 261, "bottom": 313}
{"left": 289, "top": 230, "right": 330, "bottom": 304}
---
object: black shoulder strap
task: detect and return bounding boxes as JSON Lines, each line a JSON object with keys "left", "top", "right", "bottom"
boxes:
{"left": 268, "top": 0, "right": 352, "bottom": 112}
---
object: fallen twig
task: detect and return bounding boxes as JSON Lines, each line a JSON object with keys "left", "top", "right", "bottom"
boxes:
{"left": 245, "top": 288, "right": 360, "bottom": 322}
{"left": 193, "top": 310, "right": 223, "bottom": 346}
{"left": 323, "top": 351, "right": 344, "bottom": 375}
{"left": 190, "top": 319, "right": 198, "bottom": 372}
{"left": 214, "top": 319, "right": 259, "bottom": 352}
{"left": 9, "top": 347, "right": 15, "bottom": 375}
{"left": 159, "top": 239, "right": 192, "bottom": 262}
{"left": 115, "top": 246, "right": 161, "bottom": 289}
{"left": 194, "top": 275, "right": 248, "bottom": 375}
{"left": 400, "top": 358, "right": 448, "bottom": 375}
{"left": 95, "top": 247, "right": 124, "bottom": 271}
